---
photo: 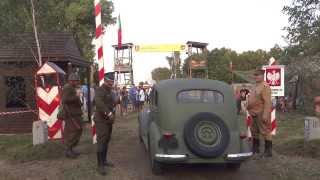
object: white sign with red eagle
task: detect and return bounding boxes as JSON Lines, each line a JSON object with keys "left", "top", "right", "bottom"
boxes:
{"left": 262, "top": 65, "right": 285, "bottom": 97}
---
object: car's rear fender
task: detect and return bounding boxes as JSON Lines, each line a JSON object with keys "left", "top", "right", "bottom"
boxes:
{"left": 148, "top": 121, "right": 162, "bottom": 156}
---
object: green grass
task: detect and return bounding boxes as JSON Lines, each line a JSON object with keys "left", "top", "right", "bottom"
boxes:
{"left": 0, "top": 123, "right": 97, "bottom": 163}
{"left": 276, "top": 138, "right": 320, "bottom": 160}
{"left": 273, "top": 111, "right": 320, "bottom": 160}
{"left": 273, "top": 111, "right": 305, "bottom": 142}
{"left": 0, "top": 134, "right": 64, "bottom": 163}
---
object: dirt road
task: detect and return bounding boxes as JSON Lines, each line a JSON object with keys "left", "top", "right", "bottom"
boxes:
{"left": 0, "top": 113, "right": 319, "bottom": 180}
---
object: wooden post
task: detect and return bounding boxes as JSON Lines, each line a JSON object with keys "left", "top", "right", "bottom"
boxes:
{"left": 30, "top": 0, "right": 42, "bottom": 67}
{"left": 87, "top": 66, "right": 91, "bottom": 122}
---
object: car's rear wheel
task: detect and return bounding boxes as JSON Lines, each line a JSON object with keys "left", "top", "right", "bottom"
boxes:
{"left": 184, "top": 112, "right": 230, "bottom": 158}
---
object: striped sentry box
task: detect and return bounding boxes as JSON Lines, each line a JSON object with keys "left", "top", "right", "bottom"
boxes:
{"left": 36, "top": 62, "right": 65, "bottom": 140}
{"left": 37, "top": 86, "right": 63, "bottom": 139}
{"left": 93, "top": 0, "right": 105, "bottom": 144}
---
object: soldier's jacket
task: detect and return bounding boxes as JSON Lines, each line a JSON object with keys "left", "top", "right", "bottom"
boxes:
{"left": 60, "top": 83, "right": 82, "bottom": 118}
{"left": 94, "top": 84, "right": 116, "bottom": 124}
{"left": 247, "top": 82, "right": 272, "bottom": 119}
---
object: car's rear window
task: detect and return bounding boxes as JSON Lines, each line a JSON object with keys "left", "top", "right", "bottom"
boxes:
{"left": 177, "top": 90, "right": 224, "bottom": 104}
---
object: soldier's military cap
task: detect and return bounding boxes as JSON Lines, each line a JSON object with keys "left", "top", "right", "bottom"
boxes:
{"left": 104, "top": 72, "right": 115, "bottom": 81}
{"left": 68, "top": 73, "right": 80, "bottom": 81}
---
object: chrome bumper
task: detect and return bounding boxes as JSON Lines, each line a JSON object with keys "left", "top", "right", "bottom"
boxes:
{"left": 155, "top": 154, "right": 188, "bottom": 162}
{"left": 225, "top": 152, "right": 253, "bottom": 161}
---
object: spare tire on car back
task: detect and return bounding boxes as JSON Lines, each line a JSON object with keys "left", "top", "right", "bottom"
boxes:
{"left": 184, "top": 112, "right": 230, "bottom": 158}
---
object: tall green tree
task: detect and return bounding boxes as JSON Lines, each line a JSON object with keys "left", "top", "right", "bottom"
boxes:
{"left": 235, "top": 49, "right": 268, "bottom": 71}
{"left": 283, "top": 0, "right": 320, "bottom": 55}
{"left": 206, "top": 48, "right": 235, "bottom": 82}
{"left": 182, "top": 48, "right": 272, "bottom": 83}
{"left": 151, "top": 67, "right": 171, "bottom": 83}
{"left": 269, "top": 44, "right": 284, "bottom": 61}
{"left": 0, "top": 0, "right": 116, "bottom": 61}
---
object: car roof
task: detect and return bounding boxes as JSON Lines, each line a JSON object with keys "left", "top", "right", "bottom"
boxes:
{"left": 154, "top": 79, "right": 231, "bottom": 94}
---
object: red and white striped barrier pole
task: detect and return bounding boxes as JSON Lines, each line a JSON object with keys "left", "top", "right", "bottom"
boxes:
{"left": 93, "top": 0, "right": 105, "bottom": 144}
{"left": 95, "top": 0, "right": 105, "bottom": 86}
{"left": 268, "top": 57, "right": 277, "bottom": 135}
{"left": 246, "top": 110, "right": 252, "bottom": 139}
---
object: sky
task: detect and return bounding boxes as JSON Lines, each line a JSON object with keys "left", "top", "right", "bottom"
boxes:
{"left": 98, "top": 0, "right": 291, "bottom": 84}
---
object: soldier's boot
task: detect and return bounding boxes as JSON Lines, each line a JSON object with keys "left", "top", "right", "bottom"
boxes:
{"left": 263, "top": 140, "right": 273, "bottom": 158}
{"left": 252, "top": 138, "right": 260, "bottom": 154}
{"left": 65, "top": 148, "right": 77, "bottom": 159}
{"left": 97, "top": 153, "right": 106, "bottom": 176}
{"left": 102, "top": 150, "right": 114, "bottom": 167}
{"left": 71, "top": 147, "right": 80, "bottom": 157}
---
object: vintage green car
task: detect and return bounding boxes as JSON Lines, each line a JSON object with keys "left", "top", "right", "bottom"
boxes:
{"left": 138, "top": 79, "right": 252, "bottom": 174}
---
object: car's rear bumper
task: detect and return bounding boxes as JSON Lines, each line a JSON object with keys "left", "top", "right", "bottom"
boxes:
{"left": 155, "top": 152, "right": 252, "bottom": 163}
{"left": 155, "top": 154, "right": 188, "bottom": 162}
{"left": 225, "top": 152, "right": 253, "bottom": 161}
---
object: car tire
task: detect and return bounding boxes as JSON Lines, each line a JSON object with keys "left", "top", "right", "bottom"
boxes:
{"left": 150, "top": 156, "right": 163, "bottom": 175}
{"left": 226, "top": 163, "right": 241, "bottom": 171}
{"left": 148, "top": 136, "right": 163, "bottom": 175}
{"left": 184, "top": 112, "right": 230, "bottom": 158}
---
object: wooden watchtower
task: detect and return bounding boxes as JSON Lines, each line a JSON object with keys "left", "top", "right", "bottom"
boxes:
{"left": 186, "top": 41, "right": 209, "bottom": 79}
{"left": 112, "top": 43, "right": 134, "bottom": 86}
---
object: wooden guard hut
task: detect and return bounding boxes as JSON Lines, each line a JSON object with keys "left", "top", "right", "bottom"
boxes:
{"left": 0, "top": 33, "right": 91, "bottom": 134}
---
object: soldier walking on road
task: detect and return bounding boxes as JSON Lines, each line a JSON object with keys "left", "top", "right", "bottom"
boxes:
{"left": 59, "top": 73, "right": 83, "bottom": 159}
{"left": 94, "top": 72, "right": 117, "bottom": 176}
{"left": 247, "top": 69, "right": 273, "bottom": 158}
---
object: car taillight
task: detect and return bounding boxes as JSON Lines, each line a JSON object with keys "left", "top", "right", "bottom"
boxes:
{"left": 163, "top": 132, "right": 174, "bottom": 140}
{"left": 159, "top": 133, "right": 178, "bottom": 150}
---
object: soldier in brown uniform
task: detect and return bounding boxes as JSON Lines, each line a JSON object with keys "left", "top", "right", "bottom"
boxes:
{"left": 59, "top": 73, "right": 83, "bottom": 159}
{"left": 94, "top": 72, "right": 117, "bottom": 176}
{"left": 247, "top": 69, "right": 273, "bottom": 157}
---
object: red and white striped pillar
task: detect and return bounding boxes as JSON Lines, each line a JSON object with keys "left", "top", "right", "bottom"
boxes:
{"left": 37, "top": 86, "right": 63, "bottom": 140}
{"left": 268, "top": 57, "right": 277, "bottom": 135}
{"left": 36, "top": 62, "right": 65, "bottom": 140}
{"left": 93, "top": 0, "right": 105, "bottom": 144}
{"left": 246, "top": 110, "right": 252, "bottom": 139}
{"left": 95, "top": 0, "right": 105, "bottom": 86}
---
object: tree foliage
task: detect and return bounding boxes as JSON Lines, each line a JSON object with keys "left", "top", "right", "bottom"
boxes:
{"left": 181, "top": 47, "right": 280, "bottom": 83}
{"left": 0, "top": 0, "right": 116, "bottom": 61}
{"left": 283, "top": 0, "right": 320, "bottom": 55}
{"left": 151, "top": 67, "right": 171, "bottom": 83}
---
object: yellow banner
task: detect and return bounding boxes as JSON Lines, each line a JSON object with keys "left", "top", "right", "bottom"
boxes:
{"left": 134, "top": 44, "right": 186, "bottom": 52}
